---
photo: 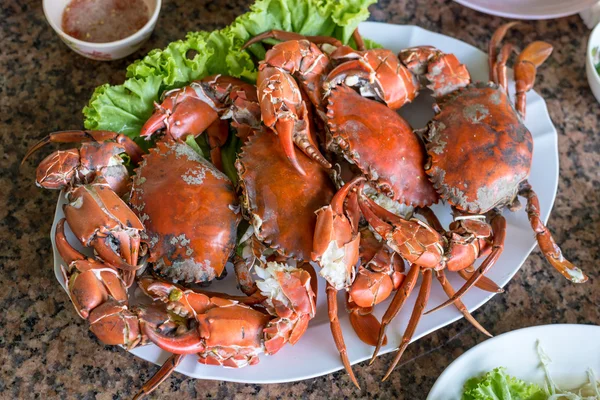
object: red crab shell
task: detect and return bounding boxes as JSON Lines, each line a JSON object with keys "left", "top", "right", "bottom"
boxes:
{"left": 426, "top": 82, "right": 532, "bottom": 213}
{"left": 326, "top": 86, "right": 439, "bottom": 207}
{"left": 236, "top": 129, "right": 335, "bottom": 260}
{"left": 130, "top": 141, "right": 241, "bottom": 282}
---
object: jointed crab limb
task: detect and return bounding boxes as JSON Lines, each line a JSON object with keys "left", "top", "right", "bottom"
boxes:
{"left": 56, "top": 219, "right": 128, "bottom": 318}
{"left": 241, "top": 29, "right": 343, "bottom": 50}
{"left": 348, "top": 300, "right": 387, "bottom": 347}
{"left": 133, "top": 354, "right": 184, "bottom": 400}
{"left": 514, "top": 41, "right": 553, "bottom": 118}
{"left": 435, "top": 270, "right": 492, "bottom": 337}
{"left": 489, "top": 22, "right": 553, "bottom": 118}
{"left": 22, "top": 130, "right": 143, "bottom": 164}
{"left": 370, "top": 263, "right": 419, "bottom": 364}
{"left": 23, "top": 130, "right": 145, "bottom": 196}
{"left": 63, "top": 183, "right": 143, "bottom": 282}
{"left": 206, "top": 119, "right": 230, "bottom": 170}
{"left": 457, "top": 269, "right": 504, "bottom": 293}
{"left": 494, "top": 43, "right": 514, "bottom": 93}
{"left": 352, "top": 28, "right": 366, "bottom": 51}
{"left": 257, "top": 64, "right": 331, "bottom": 174}
{"left": 327, "top": 283, "right": 360, "bottom": 389}
{"left": 382, "top": 268, "right": 432, "bottom": 381}
{"left": 518, "top": 181, "right": 588, "bottom": 283}
{"left": 426, "top": 213, "right": 507, "bottom": 314}
{"left": 488, "top": 22, "right": 520, "bottom": 82}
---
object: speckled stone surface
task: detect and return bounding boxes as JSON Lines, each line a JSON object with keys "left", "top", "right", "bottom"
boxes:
{"left": 1, "top": 0, "right": 599, "bottom": 399}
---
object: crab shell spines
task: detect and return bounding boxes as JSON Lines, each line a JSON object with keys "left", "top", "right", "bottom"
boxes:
{"left": 426, "top": 82, "right": 533, "bottom": 214}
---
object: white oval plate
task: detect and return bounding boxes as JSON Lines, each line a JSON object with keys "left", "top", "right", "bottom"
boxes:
{"left": 428, "top": 324, "right": 600, "bottom": 399}
{"left": 50, "top": 22, "right": 559, "bottom": 384}
{"left": 454, "top": 0, "right": 598, "bottom": 20}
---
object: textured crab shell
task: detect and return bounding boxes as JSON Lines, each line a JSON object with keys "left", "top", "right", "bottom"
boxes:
{"left": 236, "top": 129, "right": 335, "bottom": 260}
{"left": 426, "top": 82, "right": 532, "bottom": 213}
{"left": 130, "top": 141, "right": 240, "bottom": 283}
{"left": 326, "top": 85, "right": 439, "bottom": 207}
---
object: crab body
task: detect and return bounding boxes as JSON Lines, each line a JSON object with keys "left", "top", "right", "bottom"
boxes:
{"left": 236, "top": 129, "right": 335, "bottom": 260}
{"left": 426, "top": 83, "right": 532, "bottom": 213}
{"left": 130, "top": 141, "right": 240, "bottom": 283}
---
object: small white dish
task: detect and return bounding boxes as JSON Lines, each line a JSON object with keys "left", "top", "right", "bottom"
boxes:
{"left": 43, "top": 0, "right": 161, "bottom": 61}
{"left": 453, "top": 0, "right": 598, "bottom": 19}
{"left": 587, "top": 22, "right": 600, "bottom": 104}
{"left": 427, "top": 324, "right": 600, "bottom": 400}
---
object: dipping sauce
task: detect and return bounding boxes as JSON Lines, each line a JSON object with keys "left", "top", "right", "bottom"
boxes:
{"left": 62, "top": 0, "right": 150, "bottom": 43}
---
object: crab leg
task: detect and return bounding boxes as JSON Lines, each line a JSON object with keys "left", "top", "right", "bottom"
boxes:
{"left": 206, "top": 118, "right": 229, "bottom": 171}
{"left": 327, "top": 283, "right": 360, "bottom": 389}
{"left": 425, "top": 213, "right": 507, "bottom": 314}
{"left": 435, "top": 270, "right": 491, "bottom": 337}
{"left": 416, "top": 207, "right": 503, "bottom": 294}
{"left": 457, "top": 269, "right": 504, "bottom": 293}
{"left": 382, "top": 268, "right": 432, "bottom": 381}
{"left": 242, "top": 30, "right": 343, "bottom": 50}
{"left": 352, "top": 28, "right": 366, "bottom": 51}
{"left": 133, "top": 354, "right": 184, "bottom": 400}
{"left": 370, "top": 263, "right": 420, "bottom": 364}
{"left": 488, "top": 22, "right": 520, "bottom": 82}
{"left": 519, "top": 181, "right": 587, "bottom": 283}
{"left": 514, "top": 41, "right": 553, "bottom": 118}
{"left": 258, "top": 66, "right": 330, "bottom": 175}
{"left": 22, "top": 130, "right": 143, "bottom": 164}
{"left": 494, "top": 43, "right": 514, "bottom": 93}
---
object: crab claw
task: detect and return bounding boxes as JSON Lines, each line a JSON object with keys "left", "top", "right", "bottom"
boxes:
{"left": 137, "top": 306, "right": 206, "bottom": 355}
{"left": 89, "top": 300, "right": 141, "bottom": 348}
{"left": 141, "top": 86, "right": 219, "bottom": 141}
{"left": 312, "top": 176, "right": 366, "bottom": 289}
{"left": 257, "top": 66, "right": 331, "bottom": 175}
{"left": 326, "top": 48, "right": 419, "bottom": 110}
{"left": 33, "top": 149, "right": 80, "bottom": 190}
{"left": 357, "top": 190, "right": 444, "bottom": 269}
{"left": 312, "top": 176, "right": 366, "bottom": 390}
{"left": 398, "top": 46, "right": 470, "bottom": 98}
{"left": 63, "top": 183, "right": 143, "bottom": 278}
{"left": 254, "top": 262, "right": 317, "bottom": 355}
{"left": 55, "top": 219, "right": 128, "bottom": 319}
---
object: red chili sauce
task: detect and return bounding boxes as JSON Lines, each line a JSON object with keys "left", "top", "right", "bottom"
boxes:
{"left": 62, "top": 0, "right": 150, "bottom": 43}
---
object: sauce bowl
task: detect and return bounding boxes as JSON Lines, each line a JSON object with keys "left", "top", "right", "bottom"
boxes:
{"left": 43, "top": 0, "right": 161, "bottom": 61}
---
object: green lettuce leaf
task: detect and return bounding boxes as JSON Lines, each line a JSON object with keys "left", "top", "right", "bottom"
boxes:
{"left": 462, "top": 368, "right": 548, "bottom": 400}
{"left": 83, "top": 0, "right": 377, "bottom": 138}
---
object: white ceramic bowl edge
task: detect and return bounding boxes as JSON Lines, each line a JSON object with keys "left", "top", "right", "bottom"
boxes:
{"left": 42, "top": 0, "right": 161, "bottom": 61}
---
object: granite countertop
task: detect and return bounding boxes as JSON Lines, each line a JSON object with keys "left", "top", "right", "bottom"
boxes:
{"left": 2, "top": 0, "right": 599, "bottom": 398}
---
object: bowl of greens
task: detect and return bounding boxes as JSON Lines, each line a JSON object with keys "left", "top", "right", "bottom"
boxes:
{"left": 427, "top": 324, "right": 600, "bottom": 400}
{"left": 586, "top": 22, "right": 600, "bottom": 103}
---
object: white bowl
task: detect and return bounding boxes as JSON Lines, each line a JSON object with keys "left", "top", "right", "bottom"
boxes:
{"left": 43, "top": 0, "right": 161, "bottom": 61}
{"left": 586, "top": 22, "right": 600, "bottom": 103}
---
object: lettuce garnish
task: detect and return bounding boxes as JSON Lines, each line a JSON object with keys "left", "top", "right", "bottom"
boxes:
{"left": 82, "top": 0, "right": 377, "bottom": 140}
{"left": 462, "top": 367, "right": 547, "bottom": 400}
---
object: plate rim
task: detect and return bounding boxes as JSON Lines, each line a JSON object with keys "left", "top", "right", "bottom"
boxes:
{"left": 49, "top": 21, "right": 561, "bottom": 384}
{"left": 453, "top": 0, "right": 598, "bottom": 20}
